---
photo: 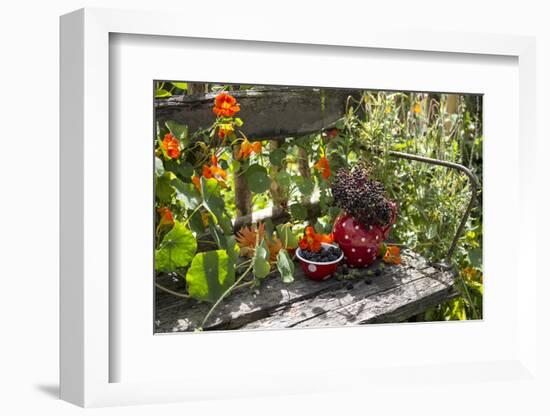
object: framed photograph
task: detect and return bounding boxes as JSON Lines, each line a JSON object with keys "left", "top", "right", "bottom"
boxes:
{"left": 151, "top": 81, "right": 478, "bottom": 334}
{"left": 60, "top": 7, "right": 539, "bottom": 408}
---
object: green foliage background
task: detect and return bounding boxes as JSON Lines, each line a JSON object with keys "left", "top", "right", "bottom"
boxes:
{"left": 155, "top": 84, "right": 483, "bottom": 322}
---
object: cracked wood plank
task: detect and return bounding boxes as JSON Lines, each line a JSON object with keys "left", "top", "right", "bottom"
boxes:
{"left": 293, "top": 269, "right": 455, "bottom": 328}
{"left": 155, "top": 88, "right": 359, "bottom": 139}
{"left": 239, "top": 267, "right": 439, "bottom": 330}
{"left": 155, "top": 250, "right": 446, "bottom": 332}
{"left": 155, "top": 266, "right": 347, "bottom": 332}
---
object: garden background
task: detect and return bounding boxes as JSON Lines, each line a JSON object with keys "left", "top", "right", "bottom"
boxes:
{"left": 154, "top": 82, "right": 483, "bottom": 322}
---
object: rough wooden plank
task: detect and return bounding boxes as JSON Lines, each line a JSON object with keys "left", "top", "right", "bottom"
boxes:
{"left": 155, "top": 88, "right": 359, "bottom": 139}
{"left": 294, "top": 269, "right": 455, "bottom": 328}
{"left": 364, "top": 286, "right": 459, "bottom": 324}
{"left": 239, "top": 266, "right": 431, "bottom": 330}
{"left": 155, "top": 265, "right": 345, "bottom": 332}
{"left": 154, "top": 250, "right": 430, "bottom": 332}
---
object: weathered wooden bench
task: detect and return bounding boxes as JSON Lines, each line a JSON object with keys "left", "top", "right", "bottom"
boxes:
{"left": 154, "top": 87, "right": 478, "bottom": 332}
{"left": 155, "top": 250, "right": 456, "bottom": 332}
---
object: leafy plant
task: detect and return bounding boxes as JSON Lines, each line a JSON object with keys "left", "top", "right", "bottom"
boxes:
{"left": 155, "top": 221, "right": 197, "bottom": 272}
{"left": 153, "top": 85, "right": 483, "bottom": 324}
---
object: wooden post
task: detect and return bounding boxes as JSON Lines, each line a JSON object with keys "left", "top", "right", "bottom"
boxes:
{"left": 297, "top": 147, "right": 311, "bottom": 203}
{"left": 233, "top": 145, "right": 252, "bottom": 219}
{"left": 269, "top": 141, "right": 288, "bottom": 215}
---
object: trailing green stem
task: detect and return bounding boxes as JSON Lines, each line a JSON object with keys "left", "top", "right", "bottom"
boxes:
{"left": 182, "top": 203, "right": 203, "bottom": 228}
{"left": 155, "top": 282, "right": 190, "bottom": 299}
{"left": 199, "top": 262, "right": 254, "bottom": 329}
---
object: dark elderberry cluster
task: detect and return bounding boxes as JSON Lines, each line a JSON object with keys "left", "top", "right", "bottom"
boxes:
{"left": 331, "top": 164, "right": 393, "bottom": 226}
{"left": 300, "top": 245, "right": 342, "bottom": 262}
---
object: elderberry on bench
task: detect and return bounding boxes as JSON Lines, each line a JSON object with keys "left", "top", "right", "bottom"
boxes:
{"left": 300, "top": 245, "right": 342, "bottom": 262}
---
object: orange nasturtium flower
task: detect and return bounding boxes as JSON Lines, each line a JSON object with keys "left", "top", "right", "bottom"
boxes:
{"left": 213, "top": 92, "right": 240, "bottom": 117}
{"left": 383, "top": 245, "right": 401, "bottom": 265}
{"left": 202, "top": 154, "right": 227, "bottom": 186}
{"left": 236, "top": 138, "right": 262, "bottom": 160}
{"left": 412, "top": 102, "right": 422, "bottom": 115}
{"left": 161, "top": 133, "right": 181, "bottom": 159}
{"left": 157, "top": 207, "right": 174, "bottom": 227}
{"left": 314, "top": 156, "right": 331, "bottom": 180}
{"left": 299, "top": 226, "right": 334, "bottom": 253}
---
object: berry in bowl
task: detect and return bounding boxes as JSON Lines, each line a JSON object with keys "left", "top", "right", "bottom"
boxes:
{"left": 296, "top": 227, "right": 343, "bottom": 281}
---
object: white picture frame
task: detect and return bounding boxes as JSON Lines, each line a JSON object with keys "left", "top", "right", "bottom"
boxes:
{"left": 60, "top": 7, "right": 539, "bottom": 408}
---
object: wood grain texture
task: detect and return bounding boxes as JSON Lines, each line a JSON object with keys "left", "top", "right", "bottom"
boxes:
{"left": 155, "top": 88, "right": 359, "bottom": 139}
{"left": 155, "top": 250, "right": 456, "bottom": 332}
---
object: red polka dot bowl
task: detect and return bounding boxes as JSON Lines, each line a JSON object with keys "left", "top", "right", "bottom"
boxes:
{"left": 333, "top": 207, "right": 396, "bottom": 268}
{"left": 296, "top": 243, "right": 344, "bottom": 281}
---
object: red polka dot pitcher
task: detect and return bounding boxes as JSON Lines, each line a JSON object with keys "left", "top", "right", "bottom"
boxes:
{"left": 333, "top": 204, "right": 397, "bottom": 267}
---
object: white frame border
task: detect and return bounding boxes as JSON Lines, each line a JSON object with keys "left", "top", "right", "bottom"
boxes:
{"left": 60, "top": 7, "right": 537, "bottom": 407}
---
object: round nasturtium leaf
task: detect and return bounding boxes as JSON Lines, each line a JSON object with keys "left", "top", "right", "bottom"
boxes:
{"left": 186, "top": 250, "right": 233, "bottom": 303}
{"left": 245, "top": 164, "right": 271, "bottom": 194}
{"left": 155, "top": 221, "right": 197, "bottom": 272}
